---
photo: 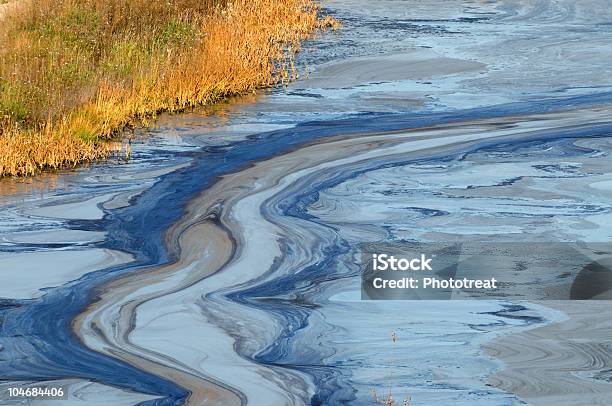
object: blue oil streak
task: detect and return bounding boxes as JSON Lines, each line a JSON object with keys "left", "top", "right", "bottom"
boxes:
{"left": 0, "top": 92, "right": 611, "bottom": 405}
{"left": 228, "top": 122, "right": 612, "bottom": 402}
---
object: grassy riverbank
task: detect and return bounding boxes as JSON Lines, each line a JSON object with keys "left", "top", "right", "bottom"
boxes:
{"left": 0, "top": 0, "right": 337, "bottom": 177}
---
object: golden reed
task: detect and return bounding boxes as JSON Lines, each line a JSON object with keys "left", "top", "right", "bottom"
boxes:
{"left": 0, "top": 0, "right": 339, "bottom": 176}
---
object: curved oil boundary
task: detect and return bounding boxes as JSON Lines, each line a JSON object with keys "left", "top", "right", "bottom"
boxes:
{"left": 0, "top": 92, "right": 611, "bottom": 404}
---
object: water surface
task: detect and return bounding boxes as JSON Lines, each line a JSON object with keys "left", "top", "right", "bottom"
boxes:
{"left": 1, "top": 1, "right": 611, "bottom": 405}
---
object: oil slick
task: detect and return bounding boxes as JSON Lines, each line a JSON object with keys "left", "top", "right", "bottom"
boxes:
{"left": 1, "top": 0, "right": 612, "bottom": 405}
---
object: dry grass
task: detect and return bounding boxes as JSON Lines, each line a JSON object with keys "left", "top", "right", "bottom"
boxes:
{"left": 370, "top": 331, "right": 411, "bottom": 406}
{"left": 0, "top": 0, "right": 338, "bottom": 177}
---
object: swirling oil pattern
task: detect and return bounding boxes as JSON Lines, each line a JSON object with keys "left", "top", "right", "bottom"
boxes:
{"left": 1, "top": 1, "right": 612, "bottom": 405}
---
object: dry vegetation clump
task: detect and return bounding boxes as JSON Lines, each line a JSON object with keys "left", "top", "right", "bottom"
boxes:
{"left": 370, "top": 331, "right": 411, "bottom": 406}
{"left": 0, "top": 0, "right": 338, "bottom": 176}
